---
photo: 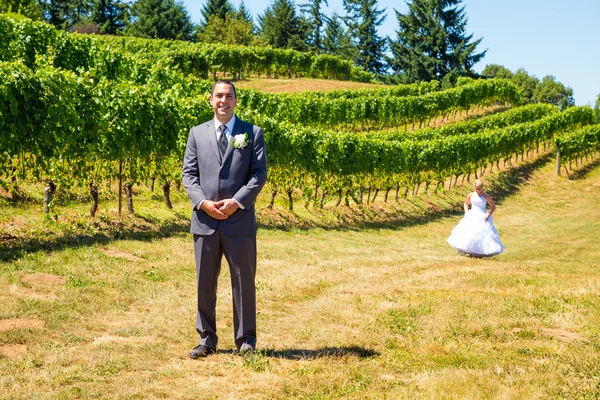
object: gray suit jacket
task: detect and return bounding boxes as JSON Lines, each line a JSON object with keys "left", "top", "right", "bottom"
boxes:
{"left": 182, "top": 117, "right": 267, "bottom": 236}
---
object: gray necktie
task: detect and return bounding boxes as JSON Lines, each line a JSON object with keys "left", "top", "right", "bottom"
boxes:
{"left": 218, "top": 125, "right": 228, "bottom": 157}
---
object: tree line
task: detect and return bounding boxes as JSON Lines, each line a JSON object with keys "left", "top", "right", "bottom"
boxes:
{"left": 2, "top": 0, "right": 581, "bottom": 104}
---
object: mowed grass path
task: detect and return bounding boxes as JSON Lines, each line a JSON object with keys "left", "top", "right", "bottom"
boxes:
{"left": 1, "top": 158, "right": 600, "bottom": 399}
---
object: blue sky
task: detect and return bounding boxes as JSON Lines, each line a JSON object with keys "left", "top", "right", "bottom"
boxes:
{"left": 181, "top": 0, "right": 599, "bottom": 106}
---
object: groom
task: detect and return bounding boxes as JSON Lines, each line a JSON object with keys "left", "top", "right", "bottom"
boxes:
{"left": 182, "top": 80, "right": 267, "bottom": 358}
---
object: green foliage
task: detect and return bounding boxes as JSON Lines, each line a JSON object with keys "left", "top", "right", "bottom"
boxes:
{"left": 234, "top": 1, "right": 253, "bottom": 26}
{"left": 0, "top": 14, "right": 373, "bottom": 83}
{"left": 2, "top": 15, "right": 597, "bottom": 202}
{"left": 259, "top": 0, "right": 308, "bottom": 51}
{"left": 482, "top": 65, "right": 575, "bottom": 108}
{"left": 343, "top": 0, "right": 387, "bottom": 74}
{"left": 0, "top": 0, "right": 42, "bottom": 19}
{"left": 90, "top": 0, "right": 128, "bottom": 35}
{"left": 39, "top": 0, "right": 93, "bottom": 31}
{"left": 196, "top": 14, "right": 259, "bottom": 46}
{"left": 555, "top": 124, "right": 600, "bottom": 162}
{"left": 261, "top": 105, "right": 594, "bottom": 193}
{"left": 241, "top": 79, "right": 520, "bottom": 128}
{"left": 126, "top": 0, "right": 193, "bottom": 41}
{"left": 533, "top": 75, "right": 575, "bottom": 111}
{"left": 511, "top": 68, "right": 539, "bottom": 105}
{"left": 199, "top": 0, "right": 232, "bottom": 31}
{"left": 323, "top": 12, "right": 357, "bottom": 61}
{"left": 481, "top": 64, "right": 512, "bottom": 80}
{"left": 300, "top": 0, "right": 328, "bottom": 53}
{"left": 389, "top": 0, "right": 486, "bottom": 83}
{"left": 368, "top": 104, "right": 558, "bottom": 143}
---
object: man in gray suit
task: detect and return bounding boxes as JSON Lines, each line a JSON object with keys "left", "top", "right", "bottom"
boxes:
{"left": 182, "top": 80, "right": 267, "bottom": 358}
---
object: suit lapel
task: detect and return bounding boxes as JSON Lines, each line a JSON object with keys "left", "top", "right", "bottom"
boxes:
{"left": 204, "top": 120, "right": 222, "bottom": 164}
{"left": 221, "top": 118, "right": 242, "bottom": 165}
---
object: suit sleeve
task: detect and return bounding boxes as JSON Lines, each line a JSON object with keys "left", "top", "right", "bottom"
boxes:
{"left": 182, "top": 128, "right": 207, "bottom": 208}
{"left": 233, "top": 124, "right": 267, "bottom": 209}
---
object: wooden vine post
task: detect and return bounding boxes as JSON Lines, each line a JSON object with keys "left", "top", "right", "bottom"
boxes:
{"left": 118, "top": 160, "right": 123, "bottom": 216}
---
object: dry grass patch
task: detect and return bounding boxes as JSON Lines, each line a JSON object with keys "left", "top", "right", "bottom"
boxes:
{"left": 22, "top": 272, "right": 67, "bottom": 284}
{"left": 235, "top": 77, "right": 383, "bottom": 93}
{"left": 9, "top": 284, "right": 58, "bottom": 301}
{"left": 98, "top": 248, "right": 145, "bottom": 261}
{"left": 0, "top": 318, "right": 45, "bottom": 332}
{"left": 0, "top": 344, "right": 27, "bottom": 359}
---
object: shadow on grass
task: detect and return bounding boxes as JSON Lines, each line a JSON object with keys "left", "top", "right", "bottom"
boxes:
{"left": 0, "top": 216, "right": 190, "bottom": 263}
{"left": 566, "top": 157, "right": 600, "bottom": 180}
{"left": 212, "top": 346, "right": 378, "bottom": 359}
{"left": 258, "top": 153, "right": 555, "bottom": 233}
{"left": 1, "top": 153, "right": 557, "bottom": 262}
{"left": 486, "top": 152, "right": 554, "bottom": 203}
{"left": 263, "top": 346, "right": 378, "bottom": 359}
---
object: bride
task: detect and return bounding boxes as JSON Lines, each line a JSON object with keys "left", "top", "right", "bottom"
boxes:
{"left": 446, "top": 179, "right": 505, "bottom": 257}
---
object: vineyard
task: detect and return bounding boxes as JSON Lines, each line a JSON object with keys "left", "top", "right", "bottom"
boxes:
{"left": 1, "top": 15, "right": 599, "bottom": 216}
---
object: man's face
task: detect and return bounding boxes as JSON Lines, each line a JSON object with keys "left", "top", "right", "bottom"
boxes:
{"left": 210, "top": 82, "right": 237, "bottom": 122}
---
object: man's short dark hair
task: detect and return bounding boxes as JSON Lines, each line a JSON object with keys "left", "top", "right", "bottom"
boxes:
{"left": 211, "top": 80, "right": 237, "bottom": 98}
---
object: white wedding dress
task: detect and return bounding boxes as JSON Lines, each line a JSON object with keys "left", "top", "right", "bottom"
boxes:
{"left": 446, "top": 194, "right": 505, "bottom": 257}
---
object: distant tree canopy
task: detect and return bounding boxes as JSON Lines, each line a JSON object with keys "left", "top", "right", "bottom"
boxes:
{"left": 90, "top": 0, "right": 128, "bottom": 35}
{"left": 300, "top": 0, "right": 328, "bottom": 53}
{"left": 534, "top": 75, "right": 575, "bottom": 111}
{"left": 323, "top": 12, "right": 357, "bottom": 60}
{"left": 343, "top": 0, "right": 387, "bottom": 74}
{"left": 126, "top": 0, "right": 193, "bottom": 41}
{"left": 39, "top": 0, "right": 93, "bottom": 30}
{"left": 259, "top": 0, "right": 308, "bottom": 51}
{"left": 482, "top": 64, "right": 575, "bottom": 109}
{"left": 198, "top": 0, "right": 232, "bottom": 32}
{"left": 234, "top": 1, "right": 254, "bottom": 27}
{"left": 0, "top": 0, "right": 41, "bottom": 19}
{"left": 197, "top": 13, "right": 259, "bottom": 46}
{"left": 481, "top": 64, "right": 512, "bottom": 80}
{"left": 389, "top": 0, "right": 486, "bottom": 84}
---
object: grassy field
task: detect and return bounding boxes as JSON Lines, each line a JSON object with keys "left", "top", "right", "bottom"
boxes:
{"left": 1, "top": 151, "right": 600, "bottom": 399}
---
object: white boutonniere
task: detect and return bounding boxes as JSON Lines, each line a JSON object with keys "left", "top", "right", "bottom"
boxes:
{"left": 232, "top": 133, "right": 250, "bottom": 149}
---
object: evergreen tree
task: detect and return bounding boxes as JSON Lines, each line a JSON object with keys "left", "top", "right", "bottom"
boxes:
{"left": 259, "top": 0, "right": 308, "bottom": 50}
{"left": 90, "top": 0, "right": 128, "bottom": 34}
{"left": 0, "top": 0, "right": 42, "bottom": 19}
{"left": 323, "top": 12, "right": 357, "bottom": 60}
{"left": 127, "top": 0, "right": 193, "bottom": 41}
{"left": 234, "top": 1, "right": 253, "bottom": 26}
{"left": 300, "top": 0, "right": 328, "bottom": 53}
{"left": 389, "top": 0, "right": 486, "bottom": 83}
{"left": 40, "top": 0, "right": 93, "bottom": 30}
{"left": 199, "top": 0, "right": 232, "bottom": 31}
{"left": 343, "top": 0, "right": 387, "bottom": 74}
{"left": 594, "top": 94, "right": 600, "bottom": 123}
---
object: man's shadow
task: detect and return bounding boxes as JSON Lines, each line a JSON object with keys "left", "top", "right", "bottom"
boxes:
{"left": 217, "top": 346, "right": 378, "bottom": 359}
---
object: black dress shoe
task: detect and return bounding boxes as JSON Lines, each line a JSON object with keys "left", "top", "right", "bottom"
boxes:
{"left": 189, "top": 345, "right": 216, "bottom": 359}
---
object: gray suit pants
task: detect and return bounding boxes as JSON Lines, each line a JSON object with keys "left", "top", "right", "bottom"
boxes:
{"left": 193, "top": 231, "right": 257, "bottom": 350}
